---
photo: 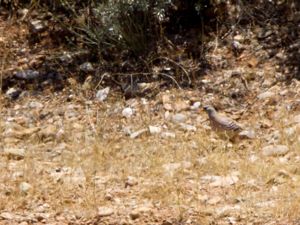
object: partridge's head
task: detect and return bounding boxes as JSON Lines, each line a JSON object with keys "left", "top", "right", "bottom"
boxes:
{"left": 203, "top": 105, "right": 216, "bottom": 115}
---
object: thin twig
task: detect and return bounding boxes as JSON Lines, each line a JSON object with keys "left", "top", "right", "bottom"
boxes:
{"left": 154, "top": 56, "right": 191, "bottom": 85}
{"left": 158, "top": 72, "right": 182, "bottom": 89}
{"left": 94, "top": 71, "right": 182, "bottom": 89}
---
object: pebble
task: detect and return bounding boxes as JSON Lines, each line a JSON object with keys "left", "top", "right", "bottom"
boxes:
{"left": 190, "top": 101, "right": 201, "bottom": 110}
{"left": 233, "top": 34, "right": 244, "bottom": 41}
{"left": 19, "top": 182, "right": 32, "bottom": 194}
{"left": 98, "top": 207, "right": 114, "bottom": 217}
{"left": 122, "top": 107, "right": 134, "bottom": 118}
{"left": 284, "top": 126, "right": 297, "bottom": 137}
{"left": 29, "top": 20, "right": 47, "bottom": 33}
{"left": 207, "top": 196, "right": 222, "bottom": 205}
{"left": 262, "top": 145, "right": 289, "bottom": 156}
{"left": 179, "top": 123, "right": 197, "bottom": 132}
{"left": 293, "top": 115, "right": 300, "bottom": 124}
{"left": 125, "top": 176, "right": 138, "bottom": 187}
{"left": 130, "top": 206, "right": 152, "bottom": 220}
{"left": 4, "top": 148, "right": 25, "bottom": 160}
{"left": 201, "top": 175, "right": 239, "bottom": 187}
{"left": 172, "top": 113, "right": 187, "bottom": 123}
{"left": 130, "top": 129, "right": 147, "bottom": 139}
{"left": 149, "top": 125, "right": 162, "bottom": 134}
{"left": 238, "top": 129, "right": 256, "bottom": 139}
{"left": 59, "top": 52, "right": 73, "bottom": 64}
{"left": 96, "top": 87, "right": 110, "bottom": 102}
{"left": 79, "top": 62, "right": 94, "bottom": 72}
{"left": 0, "top": 212, "right": 14, "bottom": 220}
{"left": 257, "top": 91, "right": 275, "bottom": 100}
{"left": 15, "top": 70, "right": 40, "bottom": 80}
{"left": 28, "top": 101, "right": 44, "bottom": 109}
{"left": 6, "top": 87, "right": 21, "bottom": 100}
{"left": 160, "top": 132, "right": 176, "bottom": 139}
{"left": 129, "top": 211, "right": 140, "bottom": 220}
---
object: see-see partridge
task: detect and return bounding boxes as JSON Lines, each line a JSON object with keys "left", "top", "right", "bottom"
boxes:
{"left": 203, "top": 105, "right": 242, "bottom": 139}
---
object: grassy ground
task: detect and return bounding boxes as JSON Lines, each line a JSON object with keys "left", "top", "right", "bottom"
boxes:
{"left": 1, "top": 87, "right": 300, "bottom": 224}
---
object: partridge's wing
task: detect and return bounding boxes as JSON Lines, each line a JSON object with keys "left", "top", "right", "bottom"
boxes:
{"left": 214, "top": 114, "right": 242, "bottom": 131}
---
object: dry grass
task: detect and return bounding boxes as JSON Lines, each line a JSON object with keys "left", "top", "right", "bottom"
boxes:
{"left": 0, "top": 91, "right": 299, "bottom": 224}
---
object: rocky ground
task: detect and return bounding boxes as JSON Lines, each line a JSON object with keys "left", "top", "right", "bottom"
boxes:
{"left": 1, "top": 10, "right": 300, "bottom": 225}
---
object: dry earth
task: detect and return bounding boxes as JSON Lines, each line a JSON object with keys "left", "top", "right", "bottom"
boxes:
{"left": 1, "top": 12, "right": 300, "bottom": 225}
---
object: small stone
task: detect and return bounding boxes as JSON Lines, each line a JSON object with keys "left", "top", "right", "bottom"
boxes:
{"left": 19, "top": 222, "right": 28, "bottom": 225}
{"left": 149, "top": 125, "right": 161, "bottom": 134}
{"left": 284, "top": 126, "right": 297, "bottom": 136}
{"left": 6, "top": 87, "right": 21, "bottom": 100}
{"left": 123, "top": 126, "right": 132, "bottom": 136}
{"left": 4, "top": 148, "right": 25, "bottom": 159}
{"left": 275, "top": 51, "right": 286, "bottom": 60}
{"left": 162, "top": 94, "right": 172, "bottom": 111}
{"left": 28, "top": 101, "right": 44, "bottom": 109}
{"left": 19, "top": 182, "right": 32, "bottom": 194}
{"left": 293, "top": 115, "right": 300, "bottom": 124}
{"left": 160, "top": 132, "right": 176, "bottom": 139}
{"left": 56, "top": 128, "right": 65, "bottom": 141}
{"left": 122, "top": 107, "right": 134, "bottom": 118}
{"left": 59, "top": 52, "right": 73, "bottom": 64}
{"left": 216, "top": 205, "right": 241, "bottom": 216}
{"left": 104, "top": 193, "right": 113, "bottom": 201}
{"left": 179, "top": 123, "right": 196, "bottom": 132}
{"left": 227, "top": 216, "right": 238, "bottom": 224}
{"left": 238, "top": 129, "right": 256, "bottom": 139}
{"left": 0, "top": 212, "right": 14, "bottom": 220}
{"left": 249, "top": 154, "right": 258, "bottom": 162}
{"left": 262, "top": 145, "right": 289, "bottom": 156}
{"left": 233, "top": 34, "right": 244, "bottom": 41}
{"left": 15, "top": 70, "right": 40, "bottom": 80}
{"left": 162, "top": 220, "right": 173, "bottom": 225}
{"left": 207, "top": 196, "right": 222, "bottom": 205}
{"left": 80, "top": 62, "right": 94, "bottom": 72}
{"left": 190, "top": 101, "right": 201, "bottom": 110}
{"left": 129, "top": 211, "right": 140, "bottom": 220}
{"left": 96, "top": 87, "right": 110, "bottom": 102}
{"left": 130, "top": 129, "right": 147, "bottom": 139}
{"left": 232, "top": 40, "right": 244, "bottom": 55}
{"left": 201, "top": 175, "right": 239, "bottom": 187}
{"left": 29, "top": 20, "right": 47, "bottom": 33}
{"left": 172, "top": 113, "right": 187, "bottom": 123}
{"left": 98, "top": 207, "right": 114, "bottom": 217}
{"left": 125, "top": 176, "right": 138, "bottom": 187}
{"left": 257, "top": 91, "right": 275, "bottom": 100}
{"left": 130, "top": 206, "right": 152, "bottom": 220}
{"left": 262, "top": 79, "right": 273, "bottom": 88}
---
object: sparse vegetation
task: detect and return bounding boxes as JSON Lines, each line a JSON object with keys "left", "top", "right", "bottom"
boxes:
{"left": 0, "top": 0, "right": 300, "bottom": 224}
